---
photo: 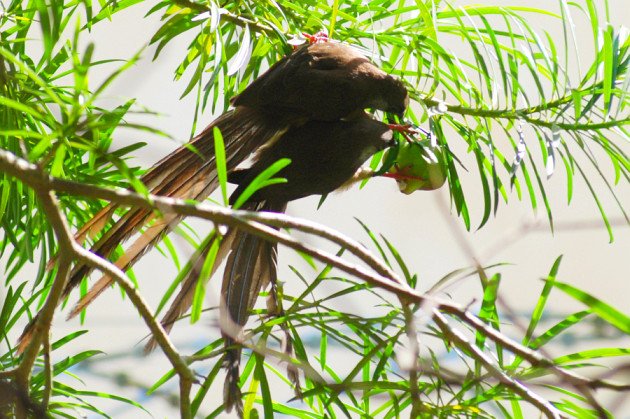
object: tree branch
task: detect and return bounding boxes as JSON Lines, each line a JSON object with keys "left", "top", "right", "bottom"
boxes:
{"left": 173, "top": 0, "right": 275, "bottom": 36}
{"left": 13, "top": 189, "right": 74, "bottom": 419}
{"left": 0, "top": 147, "right": 626, "bottom": 416}
{"left": 0, "top": 149, "right": 407, "bottom": 290}
{"left": 420, "top": 97, "right": 629, "bottom": 131}
{"left": 433, "top": 311, "right": 562, "bottom": 419}
{"left": 0, "top": 149, "right": 194, "bottom": 417}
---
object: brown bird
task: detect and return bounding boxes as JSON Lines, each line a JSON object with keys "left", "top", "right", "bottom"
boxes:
{"left": 218, "top": 115, "right": 395, "bottom": 413}
{"left": 61, "top": 41, "right": 406, "bottom": 308}
{"left": 224, "top": 114, "right": 394, "bottom": 323}
{"left": 18, "top": 40, "right": 408, "bottom": 401}
{"left": 145, "top": 115, "right": 397, "bottom": 414}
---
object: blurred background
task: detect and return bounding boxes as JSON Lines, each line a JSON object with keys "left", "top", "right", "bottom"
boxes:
{"left": 3, "top": 0, "right": 629, "bottom": 417}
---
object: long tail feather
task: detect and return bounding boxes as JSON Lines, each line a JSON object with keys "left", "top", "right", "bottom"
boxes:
{"left": 64, "top": 107, "right": 283, "bottom": 302}
{"left": 67, "top": 216, "right": 174, "bottom": 319}
{"left": 223, "top": 347, "right": 244, "bottom": 416}
{"left": 45, "top": 205, "right": 117, "bottom": 272}
{"left": 143, "top": 228, "right": 237, "bottom": 353}
{"left": 74, "top": 206, "right": 118, "bottom": 245}
{"left": 221, "top": 201, "right": 286, "bottom": 414}
{"left": 18, "top": 107, "right": 286, "bottom": 351}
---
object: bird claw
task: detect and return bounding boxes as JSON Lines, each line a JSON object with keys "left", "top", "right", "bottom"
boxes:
{"left": 387, "top": 123, "right": 431, "bottom": 143}
{"left": 381, "top": 170, "right": 419, "bottom": 181}
{"left": 387, "top": 123, "right": 416, "bottom": 134}
{"left": 290, "top": 31, "right": 329, "bottom": 50}
{"left": 302, "top": 31, "right": 329, "bottom": 44}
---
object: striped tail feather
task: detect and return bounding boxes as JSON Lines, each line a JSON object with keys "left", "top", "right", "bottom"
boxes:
{"left": 63, "top": 107, "right": 284, "bottom": 303}
{"left": 64, "top": 108, "right": 287, "bottom": 317}
{"left": 221, "top": 201, "right": 286, "bottom": 414}
{"left": 66, "top": 215, "right": 176, "bottom": 318}
{"left": 222, "top": 201, "right": 285, "bottom": 331}
{"left": 18, "top": 107, "right": 286, "bottom": 351}
{"left": 143, "top": 227, "right": 237, "bottom": 353}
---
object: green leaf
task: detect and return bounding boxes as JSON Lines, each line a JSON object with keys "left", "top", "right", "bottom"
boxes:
{"left": 50, "top": 330, "right": 89, "bottom": 351}
{"left": 529, "top": 310, "right": 591, "bottom": 350}
{"left": 552, "top": 280, "right": 630, "bottom": 334}
{"left": 232, "top": 158, "right": 291, "bottom": 209}
{"left": 190, "top": 233, "right": 222, "bottom": 323}
{"left": 213, "top": 126, "right": 229, "bottom": 205}
{"left": 227, "top": 25, "right": 251, "bottom": 76}
{"left": 475, "top": 273, "right": 501, "bottom": 350}
{"left": 554, "top": 347, "right": 630, "bottom": 366}
{"left": 53, "top": 382, "right": 150, "bottom": 414}
{"left": 147, "top": 368, "right": 177, "bottom": 395}
{"left": 523, "top": 255, "right": 563, "bottom": 346}
{"left": 192, "top": 349, "right": 224, "bottom": 415}
{"left": 255, "top": 353, "right": 274, "bottom": 418}
{"left": 602, "top": 25, "right": 614, "bottom": 115}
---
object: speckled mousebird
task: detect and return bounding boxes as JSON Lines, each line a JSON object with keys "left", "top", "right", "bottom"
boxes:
{"left": 18, "top": 40, "right": 408, "bottom": 414}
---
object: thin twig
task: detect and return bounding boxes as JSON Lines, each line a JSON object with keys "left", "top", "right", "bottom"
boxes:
{"left": 13, "top": 190, "right": 74, "bottom": 419}
{"left": 173, "top": 0, "right": 274, "bottom": 35}
{"left": 0, "top": 148, "right": 627, "bottom": 415}
{"left": 420, "top": 96, "right": 629, "bottom": 131}
{"left": 185, "top": 316, "right": 329, "bottom": 387}
{"left": 72, "top": 246, "right": 195, "bottom": 383}
{"left": 0, "top": 150, "right": 408, "bottom": 292}
{"left": 437, "top": 307, "right": 622, "bottom": 396}
{"left": 41, "top": 332, "right": 52, "bottom": 411}
{"left": 402, "top": 305, "right": 423, "bottom": 416}
{"left": 237, "top": 211, "right": 402, "bottom": 284}
{"left": 0, "top": 149, "right": 194, "bottom": 414}
{"left": 179, "top": 379, "right": 192, "bottom": 419}
{"left": 433, "top": 311, "right": 563, "bottom": 419}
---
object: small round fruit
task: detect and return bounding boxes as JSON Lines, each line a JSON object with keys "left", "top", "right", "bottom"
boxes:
{"left": 386, "top": 141, "right": 447, "bottom": 194}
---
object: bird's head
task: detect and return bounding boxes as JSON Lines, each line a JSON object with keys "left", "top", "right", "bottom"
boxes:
{"left": 379, "top": 76, "right": 409, "bottom": 119}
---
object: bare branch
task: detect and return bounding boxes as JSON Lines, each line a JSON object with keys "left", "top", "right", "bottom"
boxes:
{"left": 402, "top": 305, "right": 423, "bottom": 416}
{"left": 41, "top": 333, "right": 52, "bottom": 411}
{"left": 173, "top": 0, "right": 275, "bottom": 36}
{"left": 0, "top": 148, "right": 626, "bottom": 415}
{"left": 14, "top": 189, "right": 74, "bottom": 418}
{"left": 236, "top": 211, "right": 402, "bottom": 283}
{"left": 433, "top": 311, "right": 563, "bottom": 419}
{"left": 71, "top": 244, "right": 195, "bottom": 384}
{"left": 0, "top": 149, "right": 194, "bottom": 417}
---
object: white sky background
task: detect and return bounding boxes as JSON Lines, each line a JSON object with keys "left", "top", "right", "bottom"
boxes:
{"left": 3, "top": 0, "right": 629, "bottom": 417}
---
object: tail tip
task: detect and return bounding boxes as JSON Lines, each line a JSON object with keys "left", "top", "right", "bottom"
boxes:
{"left": 223, "top": 350, "right": 243, "bottom": 415}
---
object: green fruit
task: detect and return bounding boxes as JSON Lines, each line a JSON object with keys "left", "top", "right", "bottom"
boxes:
{"left": 386, "top": 141, "right": 447, "bottom": 194}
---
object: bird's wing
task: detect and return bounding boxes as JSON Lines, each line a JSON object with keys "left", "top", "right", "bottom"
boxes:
{"left": 231, "top": 43, "right": 377, "bottom": 120}
{"left": 64, "top": 107, "right": 286, "bottom": 312}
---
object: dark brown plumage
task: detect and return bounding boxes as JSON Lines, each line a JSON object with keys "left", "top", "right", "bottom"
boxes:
{"left": 223, "top": 116, "right": 393, "bottom": 331}
{"left": 150, "top": 116, "right": 395, "bottom": 414}
{"left": 232, "top": 42, "right": 409, "bottom": 120}
{"left": 65, "top": 41, "right": 407, "bottom": 314}
{"left": 222, "top": 116, "right": 394, "bottom": 413}
{"left": 18, "top": 40, "right": 408, "bottom": 413}
{"left": 229, "top": 115, "right": 394, "bottom": 203}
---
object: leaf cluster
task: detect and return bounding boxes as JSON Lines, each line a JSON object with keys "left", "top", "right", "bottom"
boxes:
{"left": 0, "top": 0, "right": 628, "bottom": 417}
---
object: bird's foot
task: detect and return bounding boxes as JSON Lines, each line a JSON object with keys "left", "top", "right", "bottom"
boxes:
{"left": 387, "top": 123, "right": 417, "bottom": 143}
{"left": 290, "top": 31, "right": 328, "bottom": 50}
{"left": 387, "top": 123, "right": 431, "bottom": 143}
{"left": 302, "top": 31, "right": 329, "bottom": 44}
{"left": 381, "top": 170, "right": 422, "bottom": 182}
{"left": 387, "top": 123, "right": 416, "bottom": 134}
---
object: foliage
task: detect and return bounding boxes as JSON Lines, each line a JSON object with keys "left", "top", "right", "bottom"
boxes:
{"left": 0, "top": 0, "right": 628, "bottom": 417}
